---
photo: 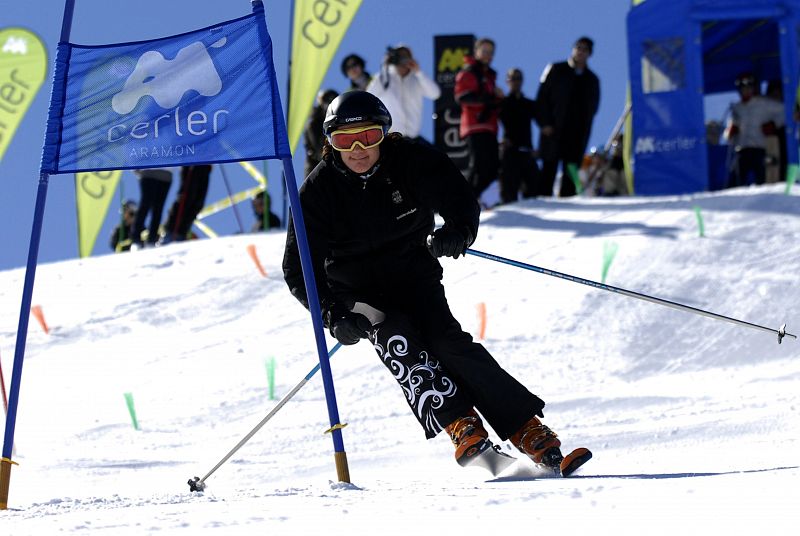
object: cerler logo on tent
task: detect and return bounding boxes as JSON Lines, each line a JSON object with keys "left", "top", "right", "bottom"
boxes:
{"left": 107, "top": 37, "right": 230, "bottom": 159}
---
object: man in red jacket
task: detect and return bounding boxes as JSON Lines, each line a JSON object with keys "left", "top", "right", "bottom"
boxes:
{"left": 455, "top": 38, "right": 504, "bottom": 200}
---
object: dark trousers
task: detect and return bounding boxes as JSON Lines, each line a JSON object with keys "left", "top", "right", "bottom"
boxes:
{"left": 134, "top": 178, "right": 171, "bottom": 244}
{"left": 540, "top": 157, "right": 582, "bottom": 197}
{"left": 166, "top": 170, "right": 210, "bottom": 239}
{"left": 466, "top": 132, "right": 499, "bottom": 198}
{"left": 499, "top": 146, "right": 538, "bottom": 204}
{"left": 731, "top": 147, "right": 766, "bottom": 187}
{"left": 365, "top": 281, "right": 545, "bottom": 440}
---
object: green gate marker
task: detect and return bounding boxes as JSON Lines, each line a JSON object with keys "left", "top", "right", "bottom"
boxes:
{"left": 124, "top": 392, "right": 139, "bottom": 430}
{"left": 601, "top": 241, "right": 618, "bottom": 284}
{"left": 265, "top": 357, "right": 276, "bottom": 400}
{"left": 785, "top": 164, "right": 798, "bottom": 195}
{"left": 566, "top": 163, "right": 583, "bottom": 195}
{"left": 693, "top": 205, "right": 705, "bottom": 237}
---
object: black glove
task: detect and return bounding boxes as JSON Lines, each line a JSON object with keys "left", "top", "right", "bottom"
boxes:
{"left": 330, "top": 311, "right": 371, "bottom": 345}
{"left": 428, "top": 226, "right": 468, "bottom": 259}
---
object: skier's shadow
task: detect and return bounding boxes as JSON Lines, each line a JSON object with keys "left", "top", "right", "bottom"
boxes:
{"left": 568, "top": 465, "right": 799, "bottom": 480}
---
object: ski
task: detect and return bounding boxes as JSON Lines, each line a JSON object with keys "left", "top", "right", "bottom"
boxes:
{"left": 459, "top": 439, "right": 517, "bottom": 476}
{"left": 465, "top": 446, "right": 592, "bottom": 480}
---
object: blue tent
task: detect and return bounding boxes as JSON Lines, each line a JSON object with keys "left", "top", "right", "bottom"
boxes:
{"left": 627, "top": 0, "right": 800, "bottom": 194}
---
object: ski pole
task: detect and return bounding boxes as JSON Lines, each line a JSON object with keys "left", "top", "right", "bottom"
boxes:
{"left": 465, "top": 248, "right": 796, "bottom": 344}
{"left": 188, "top": 342, "right": 343, "bottom": 492}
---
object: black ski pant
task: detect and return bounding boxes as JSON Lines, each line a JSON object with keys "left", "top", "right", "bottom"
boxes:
{"left": 499, "top": 146, "right": 538, "bottom": 204}
{"left": 540, "top": 156, "right": 582, "bottom": 198}
{"left": 465, "top": 132, "right": 499, "bottom": 199}
{"left": 165, "top": 171, "right": 210, "bottom": 239}
{"left": 731, "top": 147, "right": 766, "bottom": 187}
{"left": 364, "top": 281, "right": 545, "bottom": 440}
{"left": 134, "top": 178, "right": 171, "bottom": 245}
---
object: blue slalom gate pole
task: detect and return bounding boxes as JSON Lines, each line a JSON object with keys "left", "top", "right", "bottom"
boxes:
{"left": 1, "top": 0, "right": 76, "bottom": 511}
{"left": 466, "top": 248, "right": 796, "bottom": 344}
{"left": 281, "top": 157, "right": 350, "bottom": 482}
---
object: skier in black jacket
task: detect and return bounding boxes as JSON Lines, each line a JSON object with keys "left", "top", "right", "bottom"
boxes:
{"left": 283, "top": 91, "right": 589, "bottom": 475}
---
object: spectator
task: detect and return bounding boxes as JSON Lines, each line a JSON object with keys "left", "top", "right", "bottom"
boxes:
{"left": 283, "top": 90, "right": 590, "bottom": 476}
{"left": 455, "top": 37, "right": 503, "bottom": 200}
{"left": 498, "top": 68, "right": 539, "bottom": 203}
{"left": 600, "top": 137, "right": 628, "bottom": 196}
{"left": 367, "top": 44, "right": 441, "bottom": 143}
{"left": 251, "top": 191, "right": 281, "bottom": 232}
{"left": 132, "top": 168, "right": 172, "bottom": 248}
{"left": 161, "top": 165, "right": 212, "bottom": 243}
{"left": 304, "top": 89, "right": 339, "bottom": 177}
{"left": 765, "top": 79, "right": 787, "bottom": 183}
{"left": 110, "top": 200, "right": 137, "bottom": 252}
{"left": 340, "top": 53, "right": 371, "bottom": 90}
{"left": 724, "top": 73, "right": 784, "bottom": 187}
{"left": 536, "top": 36, "right": 600, "bottom": 197}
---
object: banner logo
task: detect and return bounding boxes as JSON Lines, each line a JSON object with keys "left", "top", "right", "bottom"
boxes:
{"left": 2, "top": 36, "right": 28, "bottom": 55}
{"left": 635, "top": 135, "right": 698, "bottom": 155}
{"left": 112, "top": 38, "right": 225, "bottom": 115}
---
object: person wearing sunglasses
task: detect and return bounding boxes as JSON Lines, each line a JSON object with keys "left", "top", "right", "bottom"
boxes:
{"left": 283, "top": 90, "right": 588, "bottom": 476}
{"left": 724, "top": 72, "right": 785, "bottom": 188}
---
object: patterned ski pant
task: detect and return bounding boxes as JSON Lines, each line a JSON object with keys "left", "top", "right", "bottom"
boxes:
{"left": 366, "top": 310, "right": 544, "bottom": 440}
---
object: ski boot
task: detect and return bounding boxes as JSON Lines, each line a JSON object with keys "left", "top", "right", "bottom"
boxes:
{"left": 445, "top": 409, "right": 491, "bottom": 466}
{"left": 510, "top": 416, "right": 592, "bottom": 477}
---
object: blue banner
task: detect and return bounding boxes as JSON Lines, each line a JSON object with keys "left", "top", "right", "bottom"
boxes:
{"left": 41, "top": 3, "right": 290, "bottom": 174}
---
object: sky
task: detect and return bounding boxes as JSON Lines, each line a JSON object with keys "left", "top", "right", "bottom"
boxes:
{"left": 1, "top": 183, "right": 799, "bottom": 533}
{"left": 0, "top": 0, "right": 632, "bottom": 272}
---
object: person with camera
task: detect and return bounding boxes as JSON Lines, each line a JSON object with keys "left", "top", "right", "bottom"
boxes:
{"left": 454, "top": 37, "right": 504, "bottom": 200}
{"left": 366, "top": 45, "right": 441, "bottom": 143}
{"left": 282, "top": 90, "right": 590, "bottom": 476}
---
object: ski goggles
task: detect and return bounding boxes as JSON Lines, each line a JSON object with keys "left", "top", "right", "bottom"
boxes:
{"left": 329, "top": 125, "right": 386, "bottom": 152}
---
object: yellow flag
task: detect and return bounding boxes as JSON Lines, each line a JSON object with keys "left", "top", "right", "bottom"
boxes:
{"left": 0, "top": 27, "right": 47, "bottom": 164}
{"left": 75, "top": 170, "right": 123, "bottom": 257}
{"left": 287, "top": 0, "right": 363, "bottom": 153}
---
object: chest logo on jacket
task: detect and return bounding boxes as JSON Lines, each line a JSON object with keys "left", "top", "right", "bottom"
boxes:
{"left": 392, "top": 190, "right": 403, "bottom": 204}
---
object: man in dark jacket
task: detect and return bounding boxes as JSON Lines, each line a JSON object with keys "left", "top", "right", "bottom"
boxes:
{"left": 283, "top": 91, "right": 590, "bottom": 476}
{"left": 536, "top": 36, "right": 600, "bottom": 197}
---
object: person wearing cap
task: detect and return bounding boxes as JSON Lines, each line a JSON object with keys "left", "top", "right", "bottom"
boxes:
{"left": 110, "top": 200, "right": 138, "bottom": 252}
{"left": 282, "top": 90, "right": 590, "bottom": 476}
{"left": 498, "top": 68, "right": 539, "bottom": 203}
{"left": 536, "top": 36, "right": 600, "bottom": 198}
{"left": 304, "top": 89, "right": 339, "bottom": 177}
{"left": 366, "top": 45, "right": 441, "bottom": 143}
{"left": 724, "top": 73, "right": 785, "bottom": 187}
{"left": 251, "top": 191, "right": 281, "bottom": 232}
{"left": 340, "top": 53, "right": 371, "bottom": 91}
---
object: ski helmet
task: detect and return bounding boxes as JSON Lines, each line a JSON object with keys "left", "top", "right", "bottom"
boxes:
{"left": 323, "top": 90, "right": 392, "bottom": 136}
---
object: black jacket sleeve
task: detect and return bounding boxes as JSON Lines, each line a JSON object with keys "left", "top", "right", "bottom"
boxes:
{"left": 407, "top": 143, "right": 479, "bottom": 246}
{"left": 535, "top": 63, "right": 556, "bottom": 128}
{"left": 282, "top": 175, "right": 340, "bottom": 322}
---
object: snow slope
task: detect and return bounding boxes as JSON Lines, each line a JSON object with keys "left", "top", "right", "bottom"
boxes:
{"left": 1, "top": 184, "right": 799, "bottom": 534}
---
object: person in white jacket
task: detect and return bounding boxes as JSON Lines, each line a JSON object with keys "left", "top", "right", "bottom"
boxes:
{"left": 367, "top": 45, "right": 441, "bottom": 143}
